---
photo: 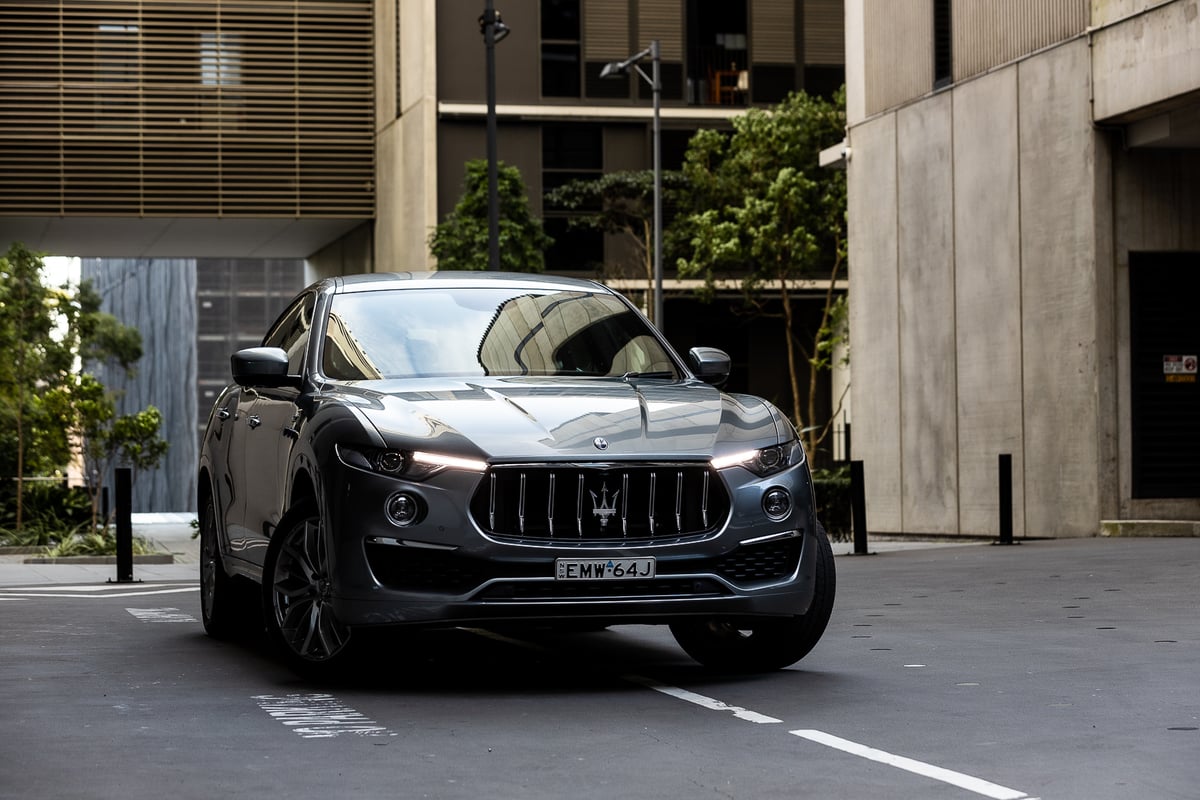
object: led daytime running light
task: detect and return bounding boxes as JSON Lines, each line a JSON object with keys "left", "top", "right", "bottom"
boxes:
{"left": 411, "top": 450, "right": 488, "bottom": 473}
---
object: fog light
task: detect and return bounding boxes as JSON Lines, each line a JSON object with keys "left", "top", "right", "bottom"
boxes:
{"left": 385, "top": 492, "right": 421, "bottom": 527}
{"left": 762, "top": 487, "right": 791, "bottom": 520}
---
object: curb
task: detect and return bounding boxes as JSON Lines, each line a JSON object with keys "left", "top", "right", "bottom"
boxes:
{"left": 22, "top": 554, "right": 176, "bottom": 565}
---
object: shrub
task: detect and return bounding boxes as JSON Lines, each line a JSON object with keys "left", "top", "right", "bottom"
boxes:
{"left": 811, "top": 465, "right": 851, "bottom": 541}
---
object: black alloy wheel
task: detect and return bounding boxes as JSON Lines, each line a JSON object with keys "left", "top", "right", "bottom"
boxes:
{"left": 263, "top": 499, "right": 353, "bottom": 674}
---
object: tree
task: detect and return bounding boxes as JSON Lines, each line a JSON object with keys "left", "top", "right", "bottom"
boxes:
{"left": 44, "top": 375, "right": 168, "bottom": 530}
{"left": 0, "top": 243, "right": 67, "bottom": 529}
{"left": 544, "top": 170, "right": 688, "bottom": 326}
{"left": 674, "top": 88, "right": 848, "bottom": 457}
{"left": 429, "top": 160, "right": 553, "bottom": 272}
{"left": 0, "top": 243, "right": 165, "bottom": 531}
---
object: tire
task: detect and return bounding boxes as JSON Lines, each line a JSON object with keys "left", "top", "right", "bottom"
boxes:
{"left": 670, "top": 522, "right": 836, "bottom": 672}
{"left": 199, "top": 495, "right": 241, "bottom": 638}
{"left": 262, "top": 498, "right": 353, "bottom": 676}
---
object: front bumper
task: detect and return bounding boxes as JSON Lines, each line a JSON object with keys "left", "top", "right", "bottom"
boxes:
{"left": 322, "top": 459, "right": 819, "bottom": 629}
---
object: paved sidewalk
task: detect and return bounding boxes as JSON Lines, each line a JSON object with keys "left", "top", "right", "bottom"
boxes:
{"left": 0, "top": 513, "right": 199, "bottom": 587}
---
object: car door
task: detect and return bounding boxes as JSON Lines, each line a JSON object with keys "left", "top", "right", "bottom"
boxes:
{"left": 210, "top": 384, "right": 257, "bottom": 559}
{"left": 239, "top": 293, "right": 315, "bottom": 568}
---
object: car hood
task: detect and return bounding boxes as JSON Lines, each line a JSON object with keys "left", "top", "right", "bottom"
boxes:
{"left": 323, "top": 377, "right": 786, "bottom": 461}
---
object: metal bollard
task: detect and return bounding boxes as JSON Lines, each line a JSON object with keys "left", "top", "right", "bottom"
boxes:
{"left": 850, "top": 460, "right": 871, "bottom": 555}
{"left": 112, "top": 468, "right": 135, "bottom": 583}
{"left": 994, "top": 454, "right": 1017, "bottom": 546}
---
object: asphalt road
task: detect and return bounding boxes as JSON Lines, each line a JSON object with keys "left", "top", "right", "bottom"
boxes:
{"left": 1, "top": 537, "right": 1197, "bottom": 800}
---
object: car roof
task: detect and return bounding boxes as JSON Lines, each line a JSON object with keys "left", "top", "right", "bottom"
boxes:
{"left": 327, "top": 271, "right": 611, "bottom": 295}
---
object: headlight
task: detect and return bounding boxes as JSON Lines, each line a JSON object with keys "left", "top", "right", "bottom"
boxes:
{"left": 710, "top": 440, "right": 805, "bottom": 477}
{"left": 337, "top": 444, "right": 487, "bottom": 481}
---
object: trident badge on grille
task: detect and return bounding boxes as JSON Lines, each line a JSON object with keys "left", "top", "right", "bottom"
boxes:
{"left": 590, "top": 483, "right": 620, "bottom": 528}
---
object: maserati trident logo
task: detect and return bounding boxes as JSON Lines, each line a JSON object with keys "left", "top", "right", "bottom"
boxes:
{"left": 592, "top": 436, "right": 609, "bottom": 451}
{"left": 590, "top": 483, "right": 620, "bottom": 528}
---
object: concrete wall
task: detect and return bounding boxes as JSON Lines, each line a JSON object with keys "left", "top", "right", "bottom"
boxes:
{"left": 1092, "top": 0, "right": 1200, "bottom": 121}
{"left": 1016, "top": 41, "right": 1106, "bottom": 537}
{"left": 896, "top": 91, "right": 959, "bottom": 534}
{"left": 846, "top": 112, "right": 902, "bottom": 531}
{"left": 848, "top": 39, "right": 1107, "bottom": 537}
{"left": 375, "top": 0, "right": 440, "bottom": 271}
{"left": 953, "top": 69, "right": 1025, "bottom": 537}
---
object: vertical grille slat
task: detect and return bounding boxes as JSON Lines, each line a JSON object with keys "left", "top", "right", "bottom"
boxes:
{"left": 620, "top": 472, "right": 629, "bottom": 538}
{"left": 472, "top": 463, "right": 727, "bottom": 543}
{"left": 674, "top": 471, "right": 683, "bottom": 531}
{"left": 518, "top": 472, "right": 527, "bottom": 534}
{"left": 547, "top": 472, "right": 556, "bottom": 538}
{"left": 576, "top": 473, "right": 585, "bottom": 536}
{"left": 648, "top": 473, "right": 658, "bottom": 535}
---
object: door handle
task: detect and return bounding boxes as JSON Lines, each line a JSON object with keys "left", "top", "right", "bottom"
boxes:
{"left": 217, "top": 408, "right": 231, "bottom": 421}
{"left": 247, "top": 415, "right": 262, "bottom": 429}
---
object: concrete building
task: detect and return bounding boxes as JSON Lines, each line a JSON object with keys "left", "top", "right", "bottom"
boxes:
{"left": 843, "top": 0, "right": 1200, "bottom": 537}
{"left": 0, "top": 1, "right": 846, "bottom": 510}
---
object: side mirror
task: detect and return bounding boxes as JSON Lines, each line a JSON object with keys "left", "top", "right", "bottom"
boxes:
{"left": 232, "top": 347, "right": 300, "bottom": 388}
{"left": 687, "top": 347, "right": 731, "bottom": 387}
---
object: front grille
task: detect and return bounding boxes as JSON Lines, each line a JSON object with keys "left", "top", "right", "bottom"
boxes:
{"left": 470, "top": 463, "right": 730, "bottom": 543}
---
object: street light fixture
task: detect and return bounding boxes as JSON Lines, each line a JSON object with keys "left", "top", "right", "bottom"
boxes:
{"left": 599, "top": 41, "right": 662, "bottom": 331}
{"left": 479, "top": 1, "right": 510, "bottom": 270}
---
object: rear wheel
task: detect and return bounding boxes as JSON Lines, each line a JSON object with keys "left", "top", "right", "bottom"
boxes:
{"left": 670, "top": 523, "right": 836, "bottom": 672}
{"left": 263, "top": 499, "right": 353, "bottom": 675}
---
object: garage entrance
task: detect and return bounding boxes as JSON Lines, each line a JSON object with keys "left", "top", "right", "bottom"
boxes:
{"left": 1129, "top": 252, "right": 1200, "bottom": 498}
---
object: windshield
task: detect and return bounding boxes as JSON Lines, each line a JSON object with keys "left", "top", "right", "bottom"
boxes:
{"left": 321, "top": 287, "right": 678, "bottom": 380}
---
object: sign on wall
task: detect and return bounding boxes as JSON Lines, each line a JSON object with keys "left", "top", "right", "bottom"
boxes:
{"left": 1163, "top": 355, "right": 1198, "bottom": 383}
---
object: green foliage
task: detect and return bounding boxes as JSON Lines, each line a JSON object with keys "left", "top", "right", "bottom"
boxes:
{"left": 811, "top": 465, "right": 852, "bottom": 541}
{"left": 43, "top": 530, "right": 157, "bottom": 558}
{"left": 429, "top": 160, "right": 553, "bottom": 272}
{"left": 673, "top": 89, "right": 849, "bottom": 452}
{"left": 0, "top": 483, "right": 92, "bottom": 547}
{"left": 545, "top": 169, "right": 689, "bottom": 324}
{"left": 0, "top": 243, "right": 168, "bottom": 533}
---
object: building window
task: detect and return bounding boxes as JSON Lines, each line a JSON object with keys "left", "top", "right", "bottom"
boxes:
{"left": 200, "top": 31, "right": 241, "bottom": 86}
{"left": 542, "top": 0, "right": 581, "bottom": 97}
{"left": 542, "top": 124, "right": 603, "bottom": 270}
{"left": 94, "top": 23, "right": 138, "bottom": 126}
{"left": 685, "top": 0, "right": 748, "bottom": 106}
{"left": 933, "top": 0, "right": 952, "bottom": 88}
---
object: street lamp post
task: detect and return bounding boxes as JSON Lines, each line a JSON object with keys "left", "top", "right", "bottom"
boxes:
{"left": 600, "top": 41, "right": 662, "bottom": 331}
{"left": 479, "top": 1, "right": 510, "bottom": 271}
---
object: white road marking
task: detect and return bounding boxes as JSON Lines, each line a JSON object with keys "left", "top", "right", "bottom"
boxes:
{"left": 0, "top": 583, "right": 190, "bottom": 593}
{"left": 623, "top": 674, "right": 783, "bottom": 724}
{"left": 254, "top": 693, "right": 395, "bottom": 739}
{"left": 791, "top": 729, "right": 1033, "bottom": 800}
{"left": 459, "top": 628, "right": 1038, "bottom": 797}
{"left": 0, "top": 586, "right": 198, "bottom": 600}
{"left": 126, "top": 607, "right": 197, "bottom": 623}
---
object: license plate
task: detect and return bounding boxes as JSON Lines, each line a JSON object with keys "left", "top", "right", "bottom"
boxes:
{"left": 555, "top": 557, "right": 656, "bottom": 581}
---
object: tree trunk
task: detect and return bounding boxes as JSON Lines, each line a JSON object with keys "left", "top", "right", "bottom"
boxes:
{"left": 780, "top": 277, "right": 804, "bottom": 436}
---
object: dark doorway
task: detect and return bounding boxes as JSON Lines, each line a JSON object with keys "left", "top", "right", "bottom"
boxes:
{"left": 1129, "top": 252, "right": 1200, "bottom": 498}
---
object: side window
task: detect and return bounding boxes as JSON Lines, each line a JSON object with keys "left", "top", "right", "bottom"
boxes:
{"left": 262, "top": 293, "right": 315, "bottom": 375}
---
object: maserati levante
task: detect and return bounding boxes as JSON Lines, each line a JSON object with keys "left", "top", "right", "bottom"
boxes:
{"left": 198, "top": 271, "right": 834, "bottom": 674}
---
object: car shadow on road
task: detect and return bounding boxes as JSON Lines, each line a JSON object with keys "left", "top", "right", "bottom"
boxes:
{"left": 194, "top": 621, "right": 842, "bottom": 697}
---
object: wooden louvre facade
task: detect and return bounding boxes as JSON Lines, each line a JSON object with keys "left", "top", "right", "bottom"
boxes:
{"left": 0, "top": 0, "right": 374, "bottom": 218}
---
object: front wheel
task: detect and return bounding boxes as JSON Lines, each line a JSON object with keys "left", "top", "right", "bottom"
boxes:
{"left": 199, "top": 495, "right": 242, "bottom": 638}
{"left": 670, "top": 522, "right": 836, "bottom": 672}
{"left": 262, "top": 499, "right": 353, "bottom": 676}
